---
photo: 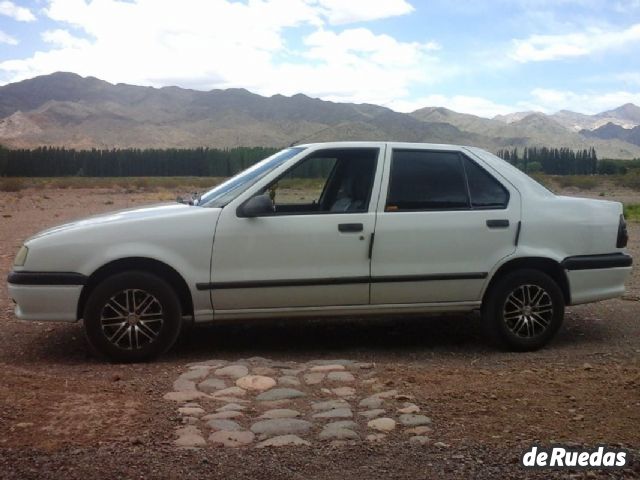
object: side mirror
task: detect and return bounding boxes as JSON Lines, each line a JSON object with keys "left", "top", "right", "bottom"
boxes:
{"left": 239, "top": 194, "right": 274, "bottom": 217}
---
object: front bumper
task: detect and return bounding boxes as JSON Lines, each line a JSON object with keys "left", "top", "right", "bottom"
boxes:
{"left": 7, "top": 271, "right": 86, "bottom": 322}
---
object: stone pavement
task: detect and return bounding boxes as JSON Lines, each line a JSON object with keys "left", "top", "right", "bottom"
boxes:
{"left": 164, "top": 358, "right": 433, "bottom": 448}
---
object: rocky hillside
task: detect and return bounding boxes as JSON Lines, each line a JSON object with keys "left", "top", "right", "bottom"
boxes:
{"left": 581, "top": 122, "right": 640, "bottom": 147}
{"left": 1, "top": 72, "right": 639, "bottom": 158}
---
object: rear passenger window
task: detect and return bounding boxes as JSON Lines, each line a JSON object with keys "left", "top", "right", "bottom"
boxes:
{"left": 463, "top": 158, "right": 509, "bottom": 208}
{"left": 387, "top": 150, "right": 469, "bottom": 210}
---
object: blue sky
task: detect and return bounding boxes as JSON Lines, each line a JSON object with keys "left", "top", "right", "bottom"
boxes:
{"left": 0, "top": 0, "right": 639, "bottom": 117}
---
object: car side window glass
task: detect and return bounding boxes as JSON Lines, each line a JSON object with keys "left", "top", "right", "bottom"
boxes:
{"left": 264, "top": 148, "right": 378, "bottom": 215}
{"left": 463, "top": 158, "right": 509, "bottom": 209}
{"left": 273, "top": 156, "right": 337, "bottom": 206}
{"left": 386, "top": 150, "right": 469, "bottom": 211}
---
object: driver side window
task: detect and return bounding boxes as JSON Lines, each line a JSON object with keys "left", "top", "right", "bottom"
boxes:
{"left": 263, "top": 148, "right": 378, "bottom": 215}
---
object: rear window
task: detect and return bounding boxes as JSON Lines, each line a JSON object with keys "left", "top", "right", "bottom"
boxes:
{"left": 463, "top": 157, "right": 509, "bottom": 208}
{"left": 387, "top": 150, "right": 469, "bottom": 210}
{"left": 386, "top": 150, "right": 509, "bottom": 211}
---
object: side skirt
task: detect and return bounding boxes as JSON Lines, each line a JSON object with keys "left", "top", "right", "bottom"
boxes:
{"left": 206, "top": 301, "right": 481, "bottom": 322}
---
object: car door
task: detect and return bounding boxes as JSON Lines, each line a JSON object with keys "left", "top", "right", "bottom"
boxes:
{"left": 370, "top": 146, "right": 521, "bottom": 305}
{"left": 208, "top": 145, "right": 385, "bottom": 311}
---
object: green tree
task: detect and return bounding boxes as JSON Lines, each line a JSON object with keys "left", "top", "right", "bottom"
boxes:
{"left": 0, "top": 144, "right": 8, "bottom": 176}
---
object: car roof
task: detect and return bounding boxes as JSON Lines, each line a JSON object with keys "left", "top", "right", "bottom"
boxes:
{"left": 296, "top": 141, "right": 469, "bottom": 150}
{"left": 294, "top": 142, "right": 555, "bottom": 198}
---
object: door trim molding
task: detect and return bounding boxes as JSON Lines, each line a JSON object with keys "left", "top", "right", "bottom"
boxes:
{"left": 196, "top": 272, "right": 487, "bottom": 290}
{"left": 370, "top": 272, "right": 487, "bottom": 283}
{"left": 197, "top": 276, "right": 370, "bottom": 290}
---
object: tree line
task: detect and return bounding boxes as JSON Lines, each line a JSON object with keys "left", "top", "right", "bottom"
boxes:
{"left": 0, "top": 146, "right": 280, "bottom": 177}
{"left": 1, "top": 144, "right": 638, "bottom": 178}
{"left": 496, "top": 146, "right": 599, "bottom": 175}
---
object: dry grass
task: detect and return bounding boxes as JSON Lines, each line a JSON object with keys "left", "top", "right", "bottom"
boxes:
{"left": 529, "top": 173, "right": 555, "bottom": 190}
{"left": 615, "top": 171, "right": 640, "bottom": 191}
{"left": 0, "top": 176, "right": 330, "bottom": 193}
{"left": 0, "top": 178, "right": 24, "bottom": 192}
{"left": 555, "top": 175, "right": 599, "bottom": 190}
{"left": 0, "top": 177, "right": 226, "bottom": 192}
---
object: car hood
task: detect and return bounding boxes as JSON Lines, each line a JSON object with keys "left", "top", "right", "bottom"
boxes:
{"left": 28, "top": 203, "right": 196, "bottom": 241}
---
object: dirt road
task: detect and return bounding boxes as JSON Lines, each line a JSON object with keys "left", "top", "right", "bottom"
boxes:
{"left": 1, "top": 187, "right": 638, "bottom": 479}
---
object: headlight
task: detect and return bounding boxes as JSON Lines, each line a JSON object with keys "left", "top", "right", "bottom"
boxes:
{"left": 14, "top": 245, "right": 28, "bottom": 266}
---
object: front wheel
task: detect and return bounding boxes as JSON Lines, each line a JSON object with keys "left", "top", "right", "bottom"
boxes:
{"left": 83, "top": 271, "right": 182, "bottom": 362}
{"left": 482, "top": 269, "right": 564, "bottom": 351}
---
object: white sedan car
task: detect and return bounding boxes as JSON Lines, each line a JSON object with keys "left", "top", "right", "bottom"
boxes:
{"left": 7, "top": 142, "right": 632, "bottom": 361}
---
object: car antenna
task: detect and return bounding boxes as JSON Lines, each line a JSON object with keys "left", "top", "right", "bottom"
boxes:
{"left": 289, "top": 123, "right": 340, "bottom": 147}
{"left": 288, "top": 108, "right": 368, "bottom": 147}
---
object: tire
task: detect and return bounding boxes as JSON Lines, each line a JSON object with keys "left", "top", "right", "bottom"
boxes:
{"left": 83, "top": 271, "right": 182, "bottom": 362}
{"left": 482, "top": 269, "right": 564, "bottom": 351}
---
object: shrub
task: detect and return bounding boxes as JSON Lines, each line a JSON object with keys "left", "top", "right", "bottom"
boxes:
{"left": 132, "top": 178, "right": 150, "bottom": 190}
{"left": 623, "top": 203, "right": 640, "bottom": 222}
{"left": 0, "top": 176, "right": 225, "bottom": 192}
{"left": 0, "top": 177, "right": 24, "bottom": 192}
{"left": 615, "top": 171, "right": 640, "bottom": 191}
{"left": 556, "top": 175, "right": 599, "bottom": 190}
{"left": 529, "top": 173, "right": 554, "bottom": 190}
{"left": 527, "top": 161, "right": 542, "bottom": 173}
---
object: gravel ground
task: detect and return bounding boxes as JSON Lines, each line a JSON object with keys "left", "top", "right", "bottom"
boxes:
{"left": 0, "top": 186, "right": 639, "bottom": 479}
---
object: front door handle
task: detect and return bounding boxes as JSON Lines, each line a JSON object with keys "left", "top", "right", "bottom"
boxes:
{"left": 338, "top": 223, "right": 363, "bottom": 233}
{"left": 486, "top": 219, "right": 510, "bottom": 229}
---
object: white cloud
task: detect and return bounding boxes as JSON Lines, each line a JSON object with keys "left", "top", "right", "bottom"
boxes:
{"left": 510, "top": 23, "right": 640, "bottom": 62}
{"left": 256, "top": 38, "right": 441, "bottom": 105}
{"left": 526, "top": 88, "right": 640, "bottom": 113}
{"left": 41, "top": 29, "right": 90, "bottom": 49}
{"left": 388, "top": 94, "right": 516, "bottom": 118}
{"left": 613, "top": 71, "right": 640, "bottom": 86}
{"left": 304, "top": 28, "right": 438, "bottom": 69}
{"left": 238, "top": 28, "right": 442, "bottom": 105}
{"left": 0, "top": 0, "right": 443, "bottom": 108}
{"left": 613, "top": 0, "right": 640, "bottom": 12}
{"left": 312, "top": 0, "right": 414, "bottom": 25}
{"left": 0, "top": 1, "right": 36, "bottom": 21}
{"left": 0, "top": 29, "right": 18, "bottom": 45}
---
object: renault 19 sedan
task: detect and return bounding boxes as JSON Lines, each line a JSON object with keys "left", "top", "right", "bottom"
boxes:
{"left": 7, "top": 142, "right": 632, "bottom": 361}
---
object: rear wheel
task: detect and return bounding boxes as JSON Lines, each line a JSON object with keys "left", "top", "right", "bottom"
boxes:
{"left": 83, "top": 271, "right": 182, "bottom": 362}
{"left": 482, "top": 269, "right": 564, "bottom": 351}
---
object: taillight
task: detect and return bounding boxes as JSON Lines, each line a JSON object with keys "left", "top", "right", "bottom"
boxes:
{"left": 617, "top": 214, "right": 628, "bottom": 248}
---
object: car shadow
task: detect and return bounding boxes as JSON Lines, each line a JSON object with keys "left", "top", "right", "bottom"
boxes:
{"left": 12, "top": 308, "right": 620, "bottom": 365}
{"left": 163, "top": 308, "right": 628, "bottom": 363}
{"left": 168, "top": 313, "right": 487, "bottom": 362}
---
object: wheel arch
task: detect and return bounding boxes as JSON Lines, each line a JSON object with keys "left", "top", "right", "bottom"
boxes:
{"left": 482, "top": 256, "right": 570, "bottom": 307}
{"left": 77, "top": 257, "right": 194, "bottom": 320}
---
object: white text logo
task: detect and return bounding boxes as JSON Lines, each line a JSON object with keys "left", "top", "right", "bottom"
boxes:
{"left": 521, "top": 445, "right": 629, "bottom": 469}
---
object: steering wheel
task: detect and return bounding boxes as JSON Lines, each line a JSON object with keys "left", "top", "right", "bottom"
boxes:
{"left": 268, "top": 184, "right": 277, "bottom": 204}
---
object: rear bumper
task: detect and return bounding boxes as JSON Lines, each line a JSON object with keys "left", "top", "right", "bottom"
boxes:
{"left": 561, "top": 253, "right": 632, "bottom": 271}
{"left": 7, "top": 271, "right": 85, "bottom": 322}
{"left": 562, "top": 253, "right": 633, "bottom": 305}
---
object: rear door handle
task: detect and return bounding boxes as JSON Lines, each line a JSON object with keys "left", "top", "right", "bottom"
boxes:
{"left": 486, "top": 219, "right": 510, "bottom": 229}
{"left": 338, "top": 223, "right": 363, "bottom": 233}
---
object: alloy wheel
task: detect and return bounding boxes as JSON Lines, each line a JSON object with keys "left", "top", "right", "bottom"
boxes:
{"left": 100, "top": 289, "right": 164, "bottom": 350}
{"left": 502, "top": 284, "right": 554, "bottom": 338}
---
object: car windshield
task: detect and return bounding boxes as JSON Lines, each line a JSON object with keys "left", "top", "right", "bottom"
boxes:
{"left": 198, "top": 147, "right": 306, "bottom": 207}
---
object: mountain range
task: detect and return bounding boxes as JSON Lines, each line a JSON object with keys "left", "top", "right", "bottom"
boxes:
{"left": 1, "top": 72, "right": 639, "bottom": 159}
{"left": 494, "top": 103, "right": 640, "bottom": 132}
